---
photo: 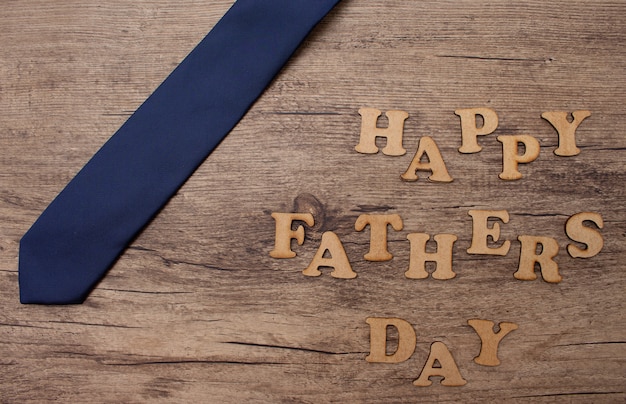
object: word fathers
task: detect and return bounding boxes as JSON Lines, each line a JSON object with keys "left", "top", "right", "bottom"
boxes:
{"left": 270, "top": 210, "right": 603, "bottom": 282}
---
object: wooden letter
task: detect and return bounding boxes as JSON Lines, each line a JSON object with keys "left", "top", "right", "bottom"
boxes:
{"left": 565, "top": 212, "right": 604, "bottom": 258}
{"left": 413, "top": 342, "right": 467, "bottom": 387}
{"left": 497, "top": 135, "right": 541, "bottom": 180}
{"left": 303, "top": 231, "right": 357, "bottom": 279}
{"left": 269, "top": 212, "right": 315, "bottom": 258}
{"left": 365, "top": 317, "right": 416, "bottom": 363}
{"left": 405, "top": 233, "right": 458, "bottom": 280}
{"left": 467, "top": 210, "right": 511, "bottom": 256}
{"left": 400, "top": 136, "right": 453, "bottom": 183}
{"left": 541, "top": 110, "right": 591, "bottom": 156}
{"left": 467, "top": 319, "right": 518, "bottom": 366}
{"left": 515, "top": 235, "right": 561, "bottom": 283}
{"left": 455, "top": 107, "right": 499, "bottom": 153}
{"left": 355, "top": 107, "right": 409, "bottom": 156}
{"left": 355, "top": 214, "right": 403, "bottom": 261}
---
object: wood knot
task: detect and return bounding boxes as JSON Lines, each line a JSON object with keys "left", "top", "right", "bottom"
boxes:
{"left": 293, "top": 193, "right": 325, "bottom": 231}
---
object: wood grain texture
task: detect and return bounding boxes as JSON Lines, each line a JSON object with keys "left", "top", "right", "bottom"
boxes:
{"left": 1, "top": 0, "right": 624, "bottom": 402}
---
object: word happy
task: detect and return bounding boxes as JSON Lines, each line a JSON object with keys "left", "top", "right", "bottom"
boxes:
{"left": 356, "top": 107, "right": 592, "bottom": 181}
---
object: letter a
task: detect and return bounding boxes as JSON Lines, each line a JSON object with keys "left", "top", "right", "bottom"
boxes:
{"left": 414, "top": 342, "right": 467, "bottom": 387}
{"left": 303, "top": 231, "right": 356, "bottom": 279}
{"left": 400, "top": 136, "right": 453, "bottom": 183}
{"left": 355, "top": 107, "right": 409, "bottom": 156}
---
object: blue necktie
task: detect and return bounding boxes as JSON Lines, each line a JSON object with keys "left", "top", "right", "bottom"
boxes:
{"left": 19, "top": 0, "right": 341, "bottom": 304}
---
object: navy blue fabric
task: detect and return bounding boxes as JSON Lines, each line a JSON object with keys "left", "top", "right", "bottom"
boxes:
{"left": 19, "top": 0, "right": 341, "bottom": 304}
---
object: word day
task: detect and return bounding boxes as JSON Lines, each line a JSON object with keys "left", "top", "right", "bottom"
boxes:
{"left": 365, "top": 317, "right": 519, "bottom": 387}
{"left": 269, "top": 210, "right": 603, "bottom": 283}
{"left": 355, "top": 107, "right": 591, "bottom": 181}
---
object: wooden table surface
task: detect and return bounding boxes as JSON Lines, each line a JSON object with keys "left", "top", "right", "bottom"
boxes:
{"left": 1, "top": 1, "right": 624, "bottom": 402}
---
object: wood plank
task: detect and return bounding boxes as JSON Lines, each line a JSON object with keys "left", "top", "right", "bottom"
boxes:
{"left": 1, "top": 0, "right": 624, "bottom": 401}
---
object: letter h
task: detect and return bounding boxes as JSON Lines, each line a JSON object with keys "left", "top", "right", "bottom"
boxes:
{"left": 355, "top": 107, "right": 409, "bottom": 156}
